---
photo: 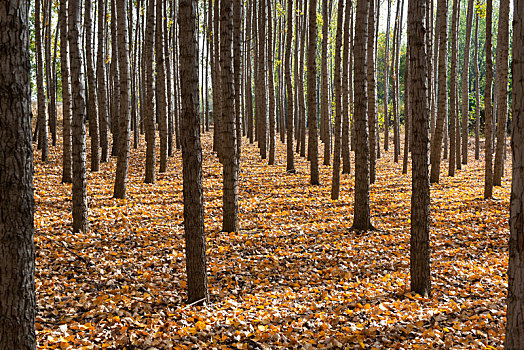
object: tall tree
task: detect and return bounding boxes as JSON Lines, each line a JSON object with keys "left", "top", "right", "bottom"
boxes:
{"left": 367, "top": 0, "right": 377, "bottom": 183}
{"left": 257, "top": 0, "right": 267, "bottom": 159}
{"left": 493, "top": 0, "right": 510, "bottom": 186}
{"left": 408, "top": 0, "right": 431, "bottom": 297}
{"left": 113, "top": 0, "right": 132, "bottom": 199}
{"left": 505, "top": 3, "right": 524, "bottom": 346}
{"left": 429, "top": 0, "right": 448, "bottom": 183}
{"left": 383, "top": 0, "right": 392, "bottom": 152}
{"left": 35, "top": 0, "right": 48, "bottom": 161}
{"left": 97, "top": 0, "right": 110, "bottom": 163}
{"left": 245, "top": 0, "right": 254, "bottom": 144}
{"left": 460, "top": 0, "right": 474, "bottom": 165}
{"left": 448, "top": 0, "right": 460, "bottom": 177}
{"left": 0, "top": 2, "right": 36, "bottom": 347}
{"left": 220, "top": 0, "right": 239, "bottom": 232}
{"left": 69, "top": 0, "right": 89, "bottom": 232}
{"left": 285, "top": 0, "right": 295, "bottom": 173}
{"left": 341, "top": 1, "right": 352, "bottom": 175}
{"left": 156, "top": 0, "right": 169, "bottom": 173}
{"left": 321, "top": 0, "right": 331, "bottom": 166}
{"left": 59, "top": 0, "right": 72, "bottom": 183}
{"left": 144, "top": 0, "right": 156, "bottom": 183}
{"left": 179, "top": 0, "right": 209, "bottom": 304}
{"left": 484, "top": 0, "right": 494, "bottom": 198}
{"left": 352, "top": 0, "right": 372, "bottom": 230}
{"left": 331, "top": 0, "right": 345, "bottom": 200}
{"left": 474, "top": 8, "right": 480, "bottom": 160}
{"left": 307, "top": 0, "right": 319, "bottom": 183}
{"left": 233, "top": 0, "right": 242, "bottom": 159}
{"left": 110, "top": 0, "right": 121, "bottom": 157}
{"left": 85, "top": 0, "right": 99, "bottom": 172}
{"left": 267, "top": 0, "right": 276, "bottom": 165}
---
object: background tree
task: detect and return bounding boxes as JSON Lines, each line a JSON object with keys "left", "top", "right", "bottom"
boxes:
{"left": 113, "top": 0, "right": 132, "bottom": 199}
{"left": 0, "top": 1, "right": 36, "bottom": 347}
{"left": 35, "top": 0, "right": 49, "bottom": 162}
{"left": 179, "top": 0, "right": 209, "bottom": 304}
{"left": 220, "top": 0, "right": 239, "bottom": 232}
{"left": 59, "top": 0, "right": 72, "bottom": 183}
{"left": 144, "top": 0, "right": 156, "bottom": 183}
{"left": 321, "top": 0, "right": 331, "bottom": 166}
{"left": 505, "top": 3, "right": 524, "bottom": 347}
{"left": 448, "top": 0, "right": 459, "bottom": 177}
{"left": 493, "top": 0, "right": 510, "bottom": 186}
{"left": 285, "top": 0, "right": 295, "bottom": 173}
{"left": 85, "top": 0, "right": 99, "bottom": 172}
{"left": 267, "top": 0, "right": 276, "bottom": 165}
{"left": 307, "top": 0, "right": 319, "bottom": 183}
{"left": 97, "top": 0, "right": 110, "bottom": 163}
{"left": 474, "top": 8, "right": 480, "bottom": 160}
{"left": 460, "top": 0, "right": 474, "bottom": 165}
{"left": 484, "top": 0, "right": 494, "bottom": 198}
{"left": 408, "top": 0, "right": 431, "bottom": 297}
{"left": 341, "top": 0, "right": 352, "bottom": 175}
{"left": 352, "top": 0, "right": 372, "bottom": 231}
{"left": 367, "top": 0, "right": 377, "bottom": 183}
{"left": 69, "top": 0, "right": 89, "bottom": 233}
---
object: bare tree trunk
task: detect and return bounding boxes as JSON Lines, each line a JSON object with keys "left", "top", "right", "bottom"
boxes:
{"left": 233, "top": 0, "right": 242, "bottom": 160}
{"left": 342, "top": 2, "right": 352, "bottom": 175}
{"left": 69, "top": 0, "right": 89, "bottom": 233}
{"left": 179, "top": 0, "right": 209, "bottom": 305}
{"left": 220, "top": 0, "right": 239, "bottom": 232}
{"left": 97, "top": 0, "right": 109, "bottom": 163}
{"left": 321, "top": 0, "right": 331, "bottom": 166}
{"left": 484, "top": 0, "right": 494, "bottom": 198}
{"left": 409, "top": 0, "right": 431, "bottom": 297}
{"left": 35, "top": 0, "right": 49, "bottom": 161}
{"left": 144, "top": 0, "right": 156, "bottom": 183}
{"left": 256, "top": 0, "right": 267, "bottom": 159}
{"left": 474, "top": 9, "right": 480, "bottom": 160}
{"left": 245, "top": 0, "right": 254, "bottom": 144}
{"left": 331, "top": 0, "right": 345, "bottom": 200}
{"left": 156, "top": 0, "right": 168, "bottom": 173}
{"left": 286, "top": 0, "right": 295, "bottom": 173}
{"left": 110, "top": 0, "right": 121, "bottom": 157}
{"left": 307, "top": 0, "right": 319, "bottom": 183}
{"left": 367, "top": 0, "right": 377, "bottom": 183}
{"left": 352, "top": 0, "right": 372, "bottom": 230}
{"left": 429, "top": 0, "right": 448, "bottom": 184}
{"left": 267, "top": 0, "right": 276, "bottom": 165}
{"left": 85, "top": 0, "right": 100, "bottom": 171}
{"left": 403, "top": 43, "right": 411, "bottom": 175}
{"left": 505, "top": 4, "right": 524, "bottom": 345}
{"left": 384, "top": 0, "right": 391, "bottom": 152}
{"left": 60, "top": 0, "right": 73, "bottom": 183}
{"left": 448, "top": 0, "right": 460, "bottom": 177}
{"left": 493, "top": 0, "right": 510, "bottom": 186}
{"left": 44, "top": 0, "right": 57, "bottom": 147}
{"left": 113, "top": 0, "right": 131, "bottom": 198}
{"left": 0, "top": 2, "right": 36, "bottom": 347}
{"left": 460, "top": 0, "right": 474, "bottom": 165}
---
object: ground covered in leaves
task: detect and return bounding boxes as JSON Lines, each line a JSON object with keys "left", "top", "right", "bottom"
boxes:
{"left": 35, "top": 131, "right": 510, "bottom": 349}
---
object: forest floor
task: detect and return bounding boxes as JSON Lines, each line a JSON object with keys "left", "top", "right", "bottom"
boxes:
{"left": 34, "top": 130, "right": 511, "bottom": 349}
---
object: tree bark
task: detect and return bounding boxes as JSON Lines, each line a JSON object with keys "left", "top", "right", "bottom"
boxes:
{"left": 179, "top": 0, "right": 209, "bottom": 304}
{"left": 460, "top": 0, "right": 474, "bottom": 165}
{"left": 0, "top": 2, "right": 36, "bottom": 347}
{"left": 367, "top": 0, "right": 377, "bottom": 183}
{"left": 307, "top": 0, "right": 319, "bottom": 182}
{"left": 69, "top": 0, "right": 89, "bottom": 233}
{"left": 144, "top": 0, "right": 156, "bottom": 183}
{"left": 505, "top": 2, "right": 524, "bottom": 345}
{"left": 97, "top": 0, "right": 110, "bottom": 163}
{"left": 35, "top": 0, "right": 49, "bottom": 161}
{"left": 474, "top": 9, "right": 480, "bottom": 160}
{"left": 60, "top": 0, "right": 73, "bottom": 183}
{"left": 493, "top": 0, "right": 510, "bottom": 186}
{"left": 429, "top": 0, "right": 448, "bottom": 184}
{"left": 408, "top": 0, "right": 431, "bottom": 297}
{"left": 286, "top": 0, "right": 295, "bottom": 173}
{"left": 268, "top": 0, "right": 276, "bottom": 165}
{"left": 484, "top": 0, "right": 494, "bottom": 198}
{"left": 448, "top": 0, "right": 459, "bottom": 177}
{"left": 352, "top": 0, "right": 372, "bottom": 231}
{"left": 342, "top": 1, "right": 352, "bottom": 175}
{"left": 156, "top": 0, "right": 168, "bottom": 173}
{"left": 321, "top": 0, "right": 331, "bottom": 166}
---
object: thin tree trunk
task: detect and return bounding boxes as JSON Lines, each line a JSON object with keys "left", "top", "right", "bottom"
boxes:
{"left": 342, "top": 2, "right": 352, "bottom": 174}
{"left": 367, "top": 0, "right": 376, "bottom": 183}
{"left": 144, "top": 0, "right": 156, "bottom": 183}
{"left": 461, "top": 0, "right": 474, "bottom": 165}
{"left": 60, "top": 0, "right": 73, "bottom": 183}
{"left": 403, "top": 43, "right": 411, "bottom": 174}
{"left": 493, "top": 0, "right": 510, "bottom": 186}
{"left": 110, "top": 0, "right": 121, "bottom": 157}
{"left": 245, "top": 0, "right": 254, "bottom": 144}
{"left": 484, "top": 0, "right": 494, "bottom": 198}
{"left": 35, "top": 0, "right": 49, "bottom": 161}
{"left": 307, "top": 0, "right": 319, "bottom": 182}
{"left": 69, "top": 0, "right": 89, "bottom": 233}
{"left": 268, "top": 0, "right": 276, "bottom": 165}
{"left": 98, "top": 0, "right": 109, "bottom": 163}
{"left": 179, "top": 0, "right": 209, "bottom": 304}
{"left": 233, "top": 0, "right": 242, "bottom": 160}
{"left": 321, "top": 0, "right": 331, "bottom": 166}
{"left": 474, "top": 9, "right": 480, "bottom": 160}
{"left": 156, "top": 0, "right": 168, "bottom": 173}
{"left": 286, "top": 0, "right": 295, "bottom": 173}
{"left": 384, "top": 0, "right": 391, "bottom": 152}
{"left": 448, "top": 0, "right": 460, "bottom": 177}
{"left": 429, "top": 0, "right": 448, "bottom": 183}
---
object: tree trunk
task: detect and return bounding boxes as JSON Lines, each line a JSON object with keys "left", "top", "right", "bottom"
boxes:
{"left": 85, "top": 0, "right": 100, "bottom": 172}
{"left": 179, "top": 0, "right": 209, "bottom": 304}
{"left": 367, "top": 0, "right": 377, "bottom": 183}
{"left": 113, "top": 0, "right": 131, "bottom": 199}
{"left": 331, "top": 0, "right": 344, "bottom": 200}
{"left": 110, "top": 0, "right": 121, "bottom": 157}
{"left": 493, "top": 0, "right": 510, "bottom": 186}
{"left": 0, "top": 3, "right": 36, "bottom": 347}
{"left": 256, "top": 0, "right": 267, "bottom": 159}
{"left": 267, "top": 0, "right": 276, "bottom": 165}
{"left": 352, "top": 0, "right": 372, "bottom": 231}
{"left": 409, "top": 0, "right": 431, "bottom": 297}
{"left": 307, "top": 0, "right": 318, "bottom": 183}
{"left": 144, "top": 0, "right": 156, "bottom": 183}
{"left": 35, "top": 0, "right": 48, "bottom": 161}
{"left": 220, "top": 0, "right": 239, "bottom": 232}
{"left": 60, "top": 0, "right": 73, "bottom": 183}
{"left": 245, "top": 0, "right": 254, "bottom": 145}
{"left": 233, "top": 0, "right": 242, "bottom": 160}
{"left": 429, "top": 0, "right": 448, "bottom": 184}
{"left": 342, "top": 1, "right": 352, "bottom": 175}
{"left": 321, "top": 0, "right": 331, "bottom": 166}
{"left": 460, "top": 0, "right": 474, "bottom": 165}
{"left": 474, "top": 9, "right": 480, "bottom": 160}
{"left": 448, "top": 0, "right": 459, "bottom": 177}
{"left": 403, "top": 43, "right": 411, "bottom": 175}
{"left": 298, "top": 0, "right": 307, "bottom": 158}
{"left": 505, "top": 3, "right": 524, "bottom": 346}
{"left": 156, "top": 0, "right": 168, "bottom": 173}
{"left": 384, "top": 0, "right": 392, "bottom": 152}
{"left": 285, "top": 0, "right": 295, "bottom": 173}
{"left": 97, "top": 0, "right": 109, "bottom": 163}
{"left": 69, "top": 0, "right": 89, "bottom": 233}
{"left": 484, "top": 0, "right": 494, "bottom": 198}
